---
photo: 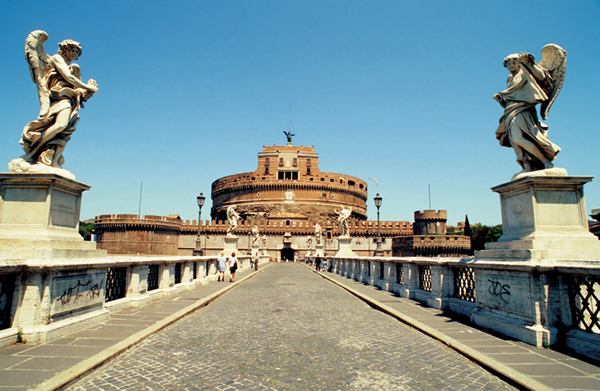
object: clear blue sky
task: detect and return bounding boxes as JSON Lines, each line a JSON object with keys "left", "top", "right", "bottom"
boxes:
{"left": 1, "top": 1, "right": 599, "bottom": 226}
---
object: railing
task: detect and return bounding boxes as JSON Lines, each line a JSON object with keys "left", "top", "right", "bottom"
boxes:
{"left": 453, "top": 267, "right": 475, "bottom": 302}
{"left": 0, "top": 274, "right": 15, "bottom": 331}
{"left": 326, "top": 255, "right": 600, "bottom": 361}
{"left": 567, "top": 274, "right": 600, "bottom": 334}
{"left": 419, "top": 265, "right": 432, "bottom": 292}
{"left": 148, "top": 265, "right": 159, "bottom": 291}
{"left": 105, "top": 267, "right": 127, "bottom": 302}
{"left": 0, "top": 254, "right": 264, "bottom": 348}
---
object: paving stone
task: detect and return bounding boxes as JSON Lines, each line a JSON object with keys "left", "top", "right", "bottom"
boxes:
{"left": 68, "top": 263, "right": 516, "bottom": 390}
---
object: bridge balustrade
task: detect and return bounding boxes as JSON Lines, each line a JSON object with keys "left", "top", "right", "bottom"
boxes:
{"left": 327, "top": 255, "right": 600, "bottom": 361}
{"left": 0, "top": 254, "right": 266, "bottom": 348}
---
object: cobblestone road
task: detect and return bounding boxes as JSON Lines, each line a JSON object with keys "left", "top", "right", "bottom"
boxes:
{"left": 69, "top": 263, "right": 516, "bottom": 390}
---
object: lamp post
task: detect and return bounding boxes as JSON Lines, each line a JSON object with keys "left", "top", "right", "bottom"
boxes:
{"left": 194, "top": 193, "right": 206, "bottom": 256}
{"left": 374, "top": 193, "right": 383, "bottom": 256}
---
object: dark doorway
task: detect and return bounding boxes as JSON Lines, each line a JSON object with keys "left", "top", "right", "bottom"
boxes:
{"left": 281, "top": 248, "right": 295, "bottom": 262}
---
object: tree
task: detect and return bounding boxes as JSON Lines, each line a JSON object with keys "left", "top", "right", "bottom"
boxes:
{"left": 470, "top": 224, "right": 503, "bottom": 251}
{"left": 463, "top": 215, "right": 472, "bottom": 239}
{"left": 79, "top": 222, "right": 94, "bottom": 241}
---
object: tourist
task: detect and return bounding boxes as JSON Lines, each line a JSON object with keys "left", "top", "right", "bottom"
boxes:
{"left": 315, "top": 256, "right": 321, "bottom": 271}
{"left": 254, "top": 252, "right": 259, "bottom": 271}
{"left": 229, "top": 252, "right": 238, "bottom": 282}
{"left": 217, "top": 251, "right": 227, "bottom": 282}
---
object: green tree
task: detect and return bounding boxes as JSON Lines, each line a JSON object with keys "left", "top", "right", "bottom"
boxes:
{"left": 470, "top": 224, "right": 503, "bottom": 251}
{"left": 463, "top": 215, "right": 472, "bottom": 238}
{"left": 79, "top": 222, "right": 95, "bottom": 241}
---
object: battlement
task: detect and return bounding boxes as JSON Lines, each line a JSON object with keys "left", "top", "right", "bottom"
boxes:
{"left": 414, "top": 210, "right": 447, "bottom": 222}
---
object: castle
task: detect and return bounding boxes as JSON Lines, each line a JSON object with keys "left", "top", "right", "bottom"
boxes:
{"left": 94, "top": 142, "right": 470, "bottom": 259}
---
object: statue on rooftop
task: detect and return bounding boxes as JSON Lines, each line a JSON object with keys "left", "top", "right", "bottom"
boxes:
{"left": 493, "top": 44, "right": 567, "bottom": 179}
{"left": 226, "top": 205, "right": 239, "bottom": 236}
{"left": 9, "top": 30, "right": 99, "bottom": 179}
{"left": 283, "top": 130, "right": 295, "bottom": 144}
{"left": 334, "top": 206, "right": 352, "bottom": 237}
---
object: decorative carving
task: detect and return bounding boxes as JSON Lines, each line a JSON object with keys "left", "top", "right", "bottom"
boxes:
{"left": 314, "top": 223, "right": 322, "bottom": 245}
{"left": 226, "top": 205, "right": 239, "bottom": 236}
{"left": 9, "top": 31, "right": 99, "bottom": 179}
{"left": 493, "top": 44, "right": 567, "bottom": 180}
{"left": 334, "top": 206, "right": 352, "bottom": 237}
{"left": 251, "top": 224, "right": 260, "bottom": 245}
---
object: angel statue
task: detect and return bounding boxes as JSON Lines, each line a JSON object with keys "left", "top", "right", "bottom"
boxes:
{"left": 8, "top": 31, "right": 99, "bottom": 179}
{"left": 334, "top": 206, "right": 352, "bottom": 237}
{"left": 226, "top": 205, "right": 240, "bottom": 236}
{"left": 251, "top": 224, "right": 260, "bottom": 246}
{"left": 283, "top": 130, "right": 295, "bottom": 144}
{"left": 314, "top": 223, "right": 322, "bottom": 245}
{"left": 493, "top": 44, "right": 566, "bottom": 179}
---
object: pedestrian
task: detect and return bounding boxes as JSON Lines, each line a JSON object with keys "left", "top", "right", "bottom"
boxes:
{"left": 254, "top": 252, "right": 259, "bottom": 271}
{"left": 217, "top": 251, "right": 227, "bottom": 282}
{"left": 229, "top": 252, "right": 238, "bottom": 282}
{"left": 315, "top": 256, "right": 321, "bottom": 271}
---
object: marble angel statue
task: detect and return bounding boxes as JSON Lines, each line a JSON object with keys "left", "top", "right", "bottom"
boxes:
{"left": 493, "top": 44, "right": 566, "bottom": 179}
{"left": 226, "top": 205, "right": 240, "bottom": 236}
{"left": 251, "top": 224, "right": 260, "bottom": 245}
{"left": 9, "top": 31, "right": 99, "bottom": 179}
{"left": 314, "top": 223, "right": 322, "bottom": 245}
{"left": 334, "top": 206, "right": 352, "bottom": 237}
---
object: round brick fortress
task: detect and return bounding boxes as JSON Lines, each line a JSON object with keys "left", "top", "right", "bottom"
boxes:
{"left": 211, "top": 144, "right": 368, "bottom": 225}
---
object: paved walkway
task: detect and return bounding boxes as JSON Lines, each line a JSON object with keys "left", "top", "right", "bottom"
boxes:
{"left": 0, "top": 262, "right": 598, "bottom": 390}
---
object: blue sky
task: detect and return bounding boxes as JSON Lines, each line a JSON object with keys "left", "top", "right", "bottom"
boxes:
{"left": 1, "top": 1, "right": 599, "bottom": 226}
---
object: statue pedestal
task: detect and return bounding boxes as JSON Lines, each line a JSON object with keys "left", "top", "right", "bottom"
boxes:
{"left": 336, "top": 236, "right": 355, "bottom": 257}
{"left": 251, "top": 245, "right": 259, "bottom": 257}
{"left": 314, "top": 243, "right": 324, "bottom": 257}
{"left": 0, "top": 173, "right": 106, "bottom": 259}
{"left": 476, "top": 176, "right": 600, "bottom": 261}
{"left": 471, "top": 175, "right": 600, "bottom": 347}
{"left": 223, "top": 235, "right": 238, "bottom": 255}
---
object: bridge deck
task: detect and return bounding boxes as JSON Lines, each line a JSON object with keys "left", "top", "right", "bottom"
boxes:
{"left": 1, "top": 263, "right": 598, "bottom": 390}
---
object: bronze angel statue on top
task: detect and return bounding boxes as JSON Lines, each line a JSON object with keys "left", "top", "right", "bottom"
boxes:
{"left": 493, "top": 44, "right": 566, "bottom": 179}
{"left": 9, "top": 30, "right": 99, "bottom": 179}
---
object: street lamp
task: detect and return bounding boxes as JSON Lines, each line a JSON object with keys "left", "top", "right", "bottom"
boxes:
{"left": 194, "top": 193, "right": 206, "bottom": 256}
{"left": 374, "top": 193, "right": 383, "bottom": 256}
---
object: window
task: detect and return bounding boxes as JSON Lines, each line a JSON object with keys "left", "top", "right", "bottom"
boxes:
{"left": 279, "top": 158, "right": 284, "bottom": 167}
{"left": 265, "top": 158, "right": 270, "bottom": 166}
{"left": 307, "top": 159, "right": 311, "bottom": 167}
{"left": 293, "top": 158, "right": 298, "bottom": 167}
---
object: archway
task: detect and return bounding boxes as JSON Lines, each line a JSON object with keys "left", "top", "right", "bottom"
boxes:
{"left": 280, "top": 248, "right": 295, "bottom": 262}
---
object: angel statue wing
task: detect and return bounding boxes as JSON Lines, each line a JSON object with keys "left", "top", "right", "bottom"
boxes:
{"left": 24, "top": 30, "right": 52, "bottom": 119}
{"left": 539, "top": 43, "right": 567, "bottom": 120}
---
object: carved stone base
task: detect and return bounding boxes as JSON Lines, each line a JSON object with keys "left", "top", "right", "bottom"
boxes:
{"left": 223, "top": 235, "right": 238, "bottom": 255}
{"left": 336, "top": 236, "right": 355, "bottom": 257}
{"left": 0, "top": 173, "right": 106, "bottom": 259}
{"left": 314, "top": 243, "right": 324, "bottom": 257}
{"left": 476, "top": 175, "right": 600, "bottom": 261}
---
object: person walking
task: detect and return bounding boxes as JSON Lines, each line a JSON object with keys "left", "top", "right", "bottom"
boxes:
{"left": 254, "top": 252, "right": 259, "bottom": 271}
{"left": 229, "top": 252, "right": 238, "bottom": 282}
{"left": 217, "top": 251, "right": 227, "bottom": 282}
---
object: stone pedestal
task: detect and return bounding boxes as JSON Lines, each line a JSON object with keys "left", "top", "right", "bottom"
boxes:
{"left": 336, "top": 236, "right": 355, "bottom": 257}
{"left": 314, "top": 243, "right": 324, "bottom": 257}
{"left": 472, "top": 175, "right": 600, "bottom": 347}
{"left": 223, "top": 235, "right": 238, "bottom": 254}
{"left": 476, "top": 176, "right": 600, "bottom": 261}
{"left": 251, "top": 245, "right": 259, "bottom": 257}
{"left": 0, "top": 173, "right": 106, "bottom": 259}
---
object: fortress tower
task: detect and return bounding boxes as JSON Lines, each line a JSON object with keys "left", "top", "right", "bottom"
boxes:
{"left": 211, "top": 144, "right": 368, "bottom": 225}
{"left": 413, "top": 210, "right": 447, "bottom": 235}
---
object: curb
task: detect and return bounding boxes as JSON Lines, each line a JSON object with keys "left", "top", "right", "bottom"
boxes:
{"left": 33, "top": 264, "right": 271, "bottom": 391}
{"left": 310, "top": 266, "right": 551, "bottom": 391}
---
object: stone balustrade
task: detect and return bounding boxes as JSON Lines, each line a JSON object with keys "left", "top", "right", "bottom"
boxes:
{"left": 326, "top": 255, "right": 600, "bottom": 361}
{"left": 0, "top": 254, "right": 265, "bottom": 348}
